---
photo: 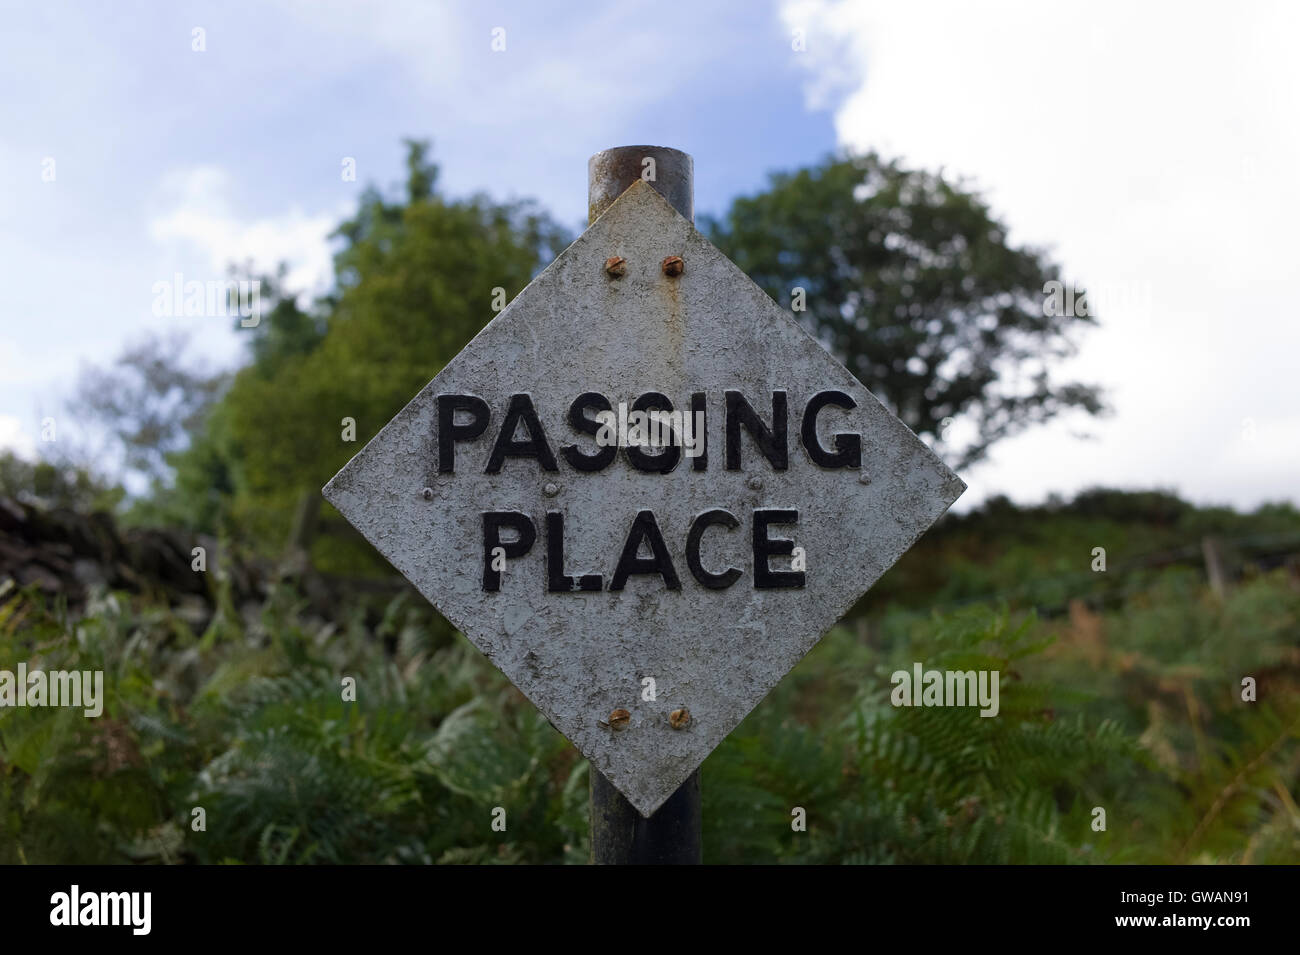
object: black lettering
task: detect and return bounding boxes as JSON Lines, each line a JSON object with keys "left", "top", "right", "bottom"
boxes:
{"left": 610, "top": 510, "right": 681, "bottom": 591}
{"left": 482, "top": 511, "right": 537, "bottom": 591}
{"left": 725, "top": 390, "right": 787, "bottom": 471}
{"left": 485, "top": 394, "right": 558, "bottom": 473}
{"left": 801, "top": 390, "right": 861, "bottom": 468}
{"left": 753, "top": 508, "right": 804, "bottom": 589}
{"left": 561, "top": 392, "right": 617, "bottom": 472}
{"left": 686, "top": 509, "right": 742, "bottom": 589}
{"left": 545, "top": 512, "right": 603, "bottom": 592}
{"left": 690, "top": 392, "right": 708, "bottom": 471}
{"left": 545, "top": 512, "right": 573, "bottom": 592}
{"left": 437, "top": 394, "right": 490, "bottom": 473}
{"left": 625, "top": 392, "right": 681, "bottom": 473}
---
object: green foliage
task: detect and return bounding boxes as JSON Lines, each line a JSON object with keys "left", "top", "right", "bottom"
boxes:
{"left": 705, "top": 608, "right": 1140, "bottom": 864}
{"left": 706, "top": 152, "right": 1104, "bottom": 468}
{"left": 148, "top": 141, "right": 570, "bottom": 555}
{"left": 4, "top": 527, "right": 1295, "bottom": 864}
{"left": 78, "top": 143, "right": 1109, "bottom": 562}
{"left": 866, "top": 487, "right": 1300, "bottom": 615}
{"left": 0, "top": 450, "right": 124, "bottom": 513}
{"left": 0, "top": 580, "right": 581, "bottom": 864}
{"left": 6, "top": 135, "right": 1296, "bottom": 863}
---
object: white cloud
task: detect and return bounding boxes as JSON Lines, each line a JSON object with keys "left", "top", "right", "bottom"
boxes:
{"left": 0, "top": 414, "right": 37, "bottom": 460}
{"left": 148, "top": 165, "right": 342, "bottom": 299}
{"left": 781, "top": 0, "right": 1300, "bottom": 509}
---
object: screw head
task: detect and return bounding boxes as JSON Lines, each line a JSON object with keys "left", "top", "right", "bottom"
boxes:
{"left": 669, "top": 708, "right": 691, "bottom": 730}
{"left": 661, "top": 255, "right": 685, "bottom": 277}
{"left": 604, "top": 256, "right": 627, "bottom": 278}
{"left": 609, "top": 708, "right": 631, "bottom": 730}
{"left": 421, "top": 487, "right": 434, "bottom": 500}
{"left": 543, "top": 481, "right": 560, "bottom": 497}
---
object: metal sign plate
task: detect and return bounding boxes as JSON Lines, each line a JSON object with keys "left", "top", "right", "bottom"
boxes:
{"left": 324, "top": 180, "right": 965, "bottom": 816}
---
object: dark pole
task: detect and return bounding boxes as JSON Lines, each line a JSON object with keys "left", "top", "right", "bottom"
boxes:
{"left": 586, "top": 145, "right": 702, "bottom": 866}
{"left": 590, "top": 768, "right": 701, "bottom": 864}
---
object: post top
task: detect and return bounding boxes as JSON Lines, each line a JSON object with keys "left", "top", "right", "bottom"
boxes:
{"left": 588, "top": 145, "right": 694, "bottom": 225}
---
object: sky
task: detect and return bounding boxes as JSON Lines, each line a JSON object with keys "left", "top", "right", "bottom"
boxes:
{"left": 1, "top": 0, "right": 1296, "bottom": 511}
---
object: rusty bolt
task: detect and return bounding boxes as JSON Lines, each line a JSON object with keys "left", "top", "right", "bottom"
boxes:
{"left": 661, "top": 255, "right": 685, "bottom": 277}
{"left": 608, "top": 708, "right": 631, "bottom": 730}
{"left": 604, "top": 256, "right": 626, "bottom": 278}
{"left": 669, "top": 707, "right": 691, "bottom": 730}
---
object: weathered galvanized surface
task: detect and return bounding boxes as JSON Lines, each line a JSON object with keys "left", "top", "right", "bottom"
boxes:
{"left": 588, "top": 146, "right": 692, "bottom": 225}
{"left": 323, "top": 179, "right": 966, "bottom": 816}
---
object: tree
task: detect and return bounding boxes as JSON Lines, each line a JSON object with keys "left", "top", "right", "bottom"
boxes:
{"left": 706, "top": 153, "right": 1104, "bottom": 468}
{"left": 193, "top": 141, "right": 570, "bottom": 560}
{"left": 67, "top": 330, "right": 228, "bottom": 490}
{"left": 0, "top": 450, "right": 123, "bottom": 512}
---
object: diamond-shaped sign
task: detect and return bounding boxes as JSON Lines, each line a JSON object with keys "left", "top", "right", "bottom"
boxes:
{"left": 324, "top": 179, "right": 965, "bottom": 816}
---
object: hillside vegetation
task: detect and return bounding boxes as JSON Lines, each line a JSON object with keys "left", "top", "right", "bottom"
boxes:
{"left": 3, "top": 489, "right": 1296, "bottom": 864}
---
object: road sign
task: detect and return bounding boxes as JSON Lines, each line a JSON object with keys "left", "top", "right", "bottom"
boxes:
{"left": 324, "top": 178, "right": 965, "bottom": 817}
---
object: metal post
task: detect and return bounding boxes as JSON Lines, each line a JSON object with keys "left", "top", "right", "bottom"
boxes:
{"left": 588, "top": 146, "right": 693, "bottom": 225}
{"left": 590, "top": 767, "right": 701, "bottom": 864}
{"left": 586, "top": 145, "right": 702, "bottom": 865}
